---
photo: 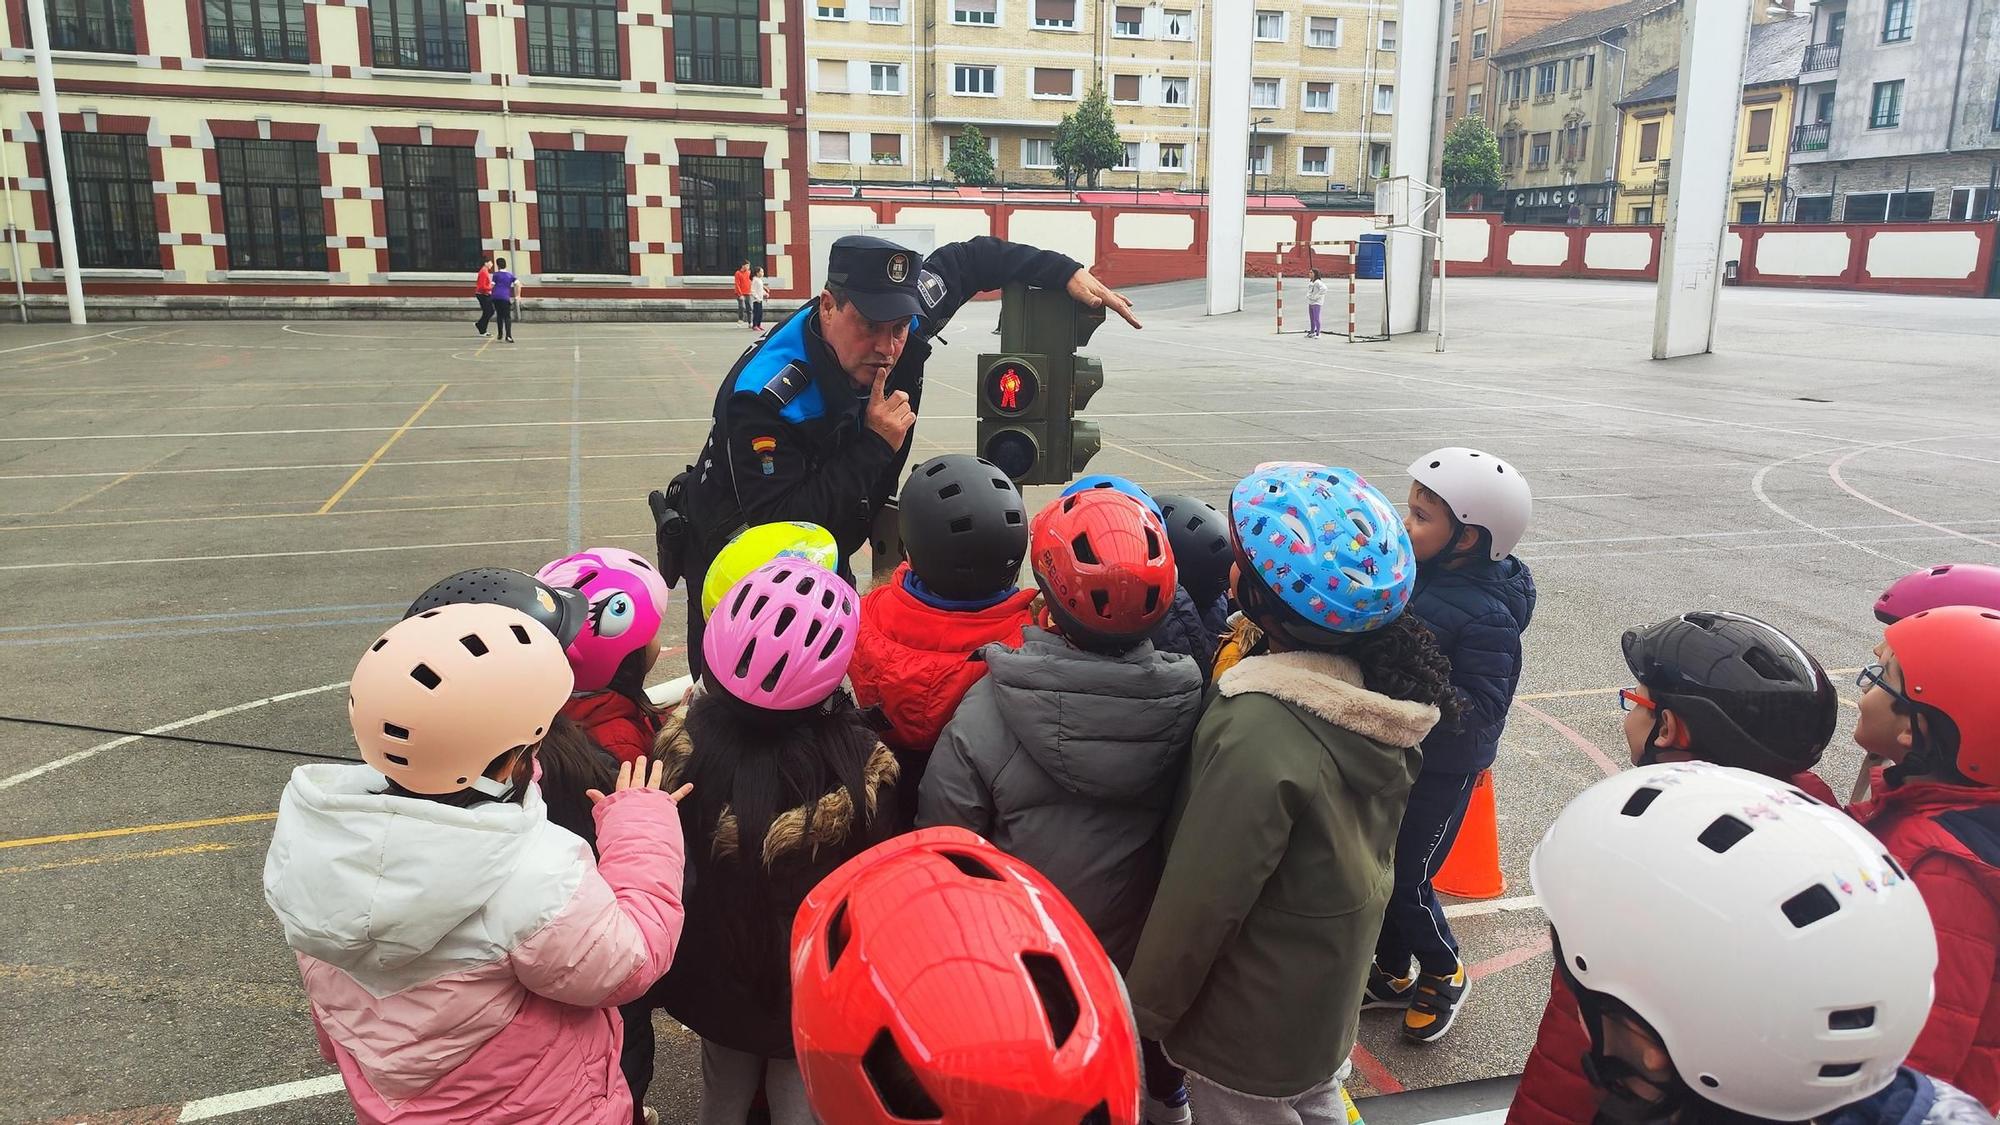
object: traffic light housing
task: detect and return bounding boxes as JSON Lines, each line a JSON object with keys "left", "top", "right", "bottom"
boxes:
{"left": 976, "top": 283, "right": 1106, "bottom": 486}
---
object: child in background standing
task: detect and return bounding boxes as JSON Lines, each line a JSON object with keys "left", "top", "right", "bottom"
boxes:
{"left": 733, "top": 259, "right": 753, "bottom": 324}
{"left": 475, "top": 256, "right": 495, "bottom": 337}
{"left": 490, "top": 257, "right": 519, "bottom": 343}
{"left": 1366, "top": 447, "right": 1535, "bottom": 1044}
{"left": 536, "top": 547, "right": 673, "bottom": 766}
{"left": 652, "top": 560, "right": 903, "bottom": 1125}
{"left": 1306, "top": 268, "right": 1327, "bottom": 339}
{"left": 749, "top": 267, "right": 769, "bottom": 332}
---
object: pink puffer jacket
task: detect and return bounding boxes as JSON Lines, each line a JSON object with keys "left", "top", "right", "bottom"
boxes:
{"left": 264, "top": 763, "right": 687, "bottom": 1123}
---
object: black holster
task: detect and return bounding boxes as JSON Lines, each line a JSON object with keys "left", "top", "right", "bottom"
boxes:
{"left": 648, "top": 468, "right": 694, "bottom": 589}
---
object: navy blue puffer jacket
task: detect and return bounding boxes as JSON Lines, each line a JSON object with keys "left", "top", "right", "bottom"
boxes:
{"left": 1406, "top": 556, "right": 1536, "bottom": 775}
{"left": 1149, "top": 587, "right": 1228, "bottom": 679}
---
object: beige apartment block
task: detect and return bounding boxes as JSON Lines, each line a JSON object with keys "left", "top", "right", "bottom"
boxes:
{"left": 806, "top": 1, "right": 1397, "bottom": 194}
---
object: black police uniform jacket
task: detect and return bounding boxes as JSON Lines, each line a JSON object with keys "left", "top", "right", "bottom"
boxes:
{"left": 686, "top": 236, "right": 1082, "bottom": 564}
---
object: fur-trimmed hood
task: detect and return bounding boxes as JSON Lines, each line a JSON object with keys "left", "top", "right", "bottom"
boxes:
{"left": 653, "top": 708, "right": 899, "bottom": 868}
{"left": 1218, "top": 650, "right": 1440, "bottom": 748}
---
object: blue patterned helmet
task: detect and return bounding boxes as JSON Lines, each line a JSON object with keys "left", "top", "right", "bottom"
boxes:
{"left": 1229, "top": 463, "right": 1415, "bottom": 638}
{"left": 1060, "top": 474, "right": 1162, "bottom": 516}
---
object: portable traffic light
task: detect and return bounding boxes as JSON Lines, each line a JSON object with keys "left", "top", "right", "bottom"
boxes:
{"left": 976, "top": 283, "right": 1106, "bottom": 485}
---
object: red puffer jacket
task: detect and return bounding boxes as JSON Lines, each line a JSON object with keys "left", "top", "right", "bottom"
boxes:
{"left": 1852, "top": 770, "right": 2000, "bottom": 1111}
{"left": 1511, "top": 767, "right": 1846, "bottom": 1125}
{"left": 559, "top": 691, "right": 659, "bottom": 765}
{"left": 849, "top": 564, "right": 1037, "bottom": 757}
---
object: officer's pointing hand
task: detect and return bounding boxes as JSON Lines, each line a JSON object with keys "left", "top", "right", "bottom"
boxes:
{"left": 865, "top": 365, "right": 917, "bottom": 452}
{"left": 1067, "top": 267, "right": 1142, "bottom": 330}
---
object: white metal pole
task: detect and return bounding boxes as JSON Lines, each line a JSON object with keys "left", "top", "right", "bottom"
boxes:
{"left": 0, "top": 116, "right": 29, "bottom": 322}
{"left": 1387, "top": 0, "right": 1445, "bottom": 336}
{"left": 1202, "top": 4, "right": 1252, "bottom": 315}
{"left": 1651, "top": 0, "right": 1751, "bottom": 358}
{"left": 25, "top": 0, "right": 84, "bottom": 324}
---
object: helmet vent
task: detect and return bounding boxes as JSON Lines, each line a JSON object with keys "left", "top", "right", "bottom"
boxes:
{"left": 510, "top": 625, "right": 532, "bottom": 645}
{"left": 630, "top": 558, "right": 654, "bottom": 572}
{"left": 460, "top": 633, "right": 489, "bottom": 657}
{"left": 385, "top": 753, "right": 409, "bottom": 766}
{"left": 1145, "top": 527, "right": 1162, "bottom": 559}
{"left": 1021, "top": 952, "right": 1080, "bottom": 1048}
{"left": 1882, "top": 853, "right": 1906, "bottom": 879}
{"left": 938, "top": 482, "right": 962, "bottom": 500}
{"left": 1818, "top": 1063, "right": 1863, "bottom": 1079}
{"left": 822, "top": 588, "right": 837, "bottom": 610}
{"left": 1740, "top": 646, "right": 1790, "bottom": 682}
{"left": 418, "top": 610, "right": 440, "bottom": 619}
{"left": 371, "top": 638, "right": 390, "bottom": 652}
{"left": 1072, "top": 534, "right": 1098, "bottom": 565}
{"left": 772, "top": 606, "right": 797, "bottom": 638}
{"left": 1782, "top": 884, "right": 1841, "bottom": 928}
{"left": 1619, "top": 787, "right": 1662, "bottom": 817}
{"left": 734, "top": 638, "right": 758, "bottom": 681}
{"left": 925, "top": 460, "right": 947, "bottom": 476}
{"left": 1006, "top": 509, "right": 1023, "bottom": 525}
{"left": 802, "top": 617, "right": 824, "bottom": 649}
{"left": 1829, "top": 1006, "right": 1875, "bottom": 1031}
{"left": 823, "top": 899, "right": 851, "bottom": 972}
{"left": 819, "top": 626, "right": 846, "bottom": 662}
{"left": 382, "top": 722, "right": 410, "bottom": 741}
{"left": 1080, "top": 1104, "right": 1112, "bottom": 1125}
{"left": 729, "top": 583, "right": 753, "bottom": 617}
{"left": 942, "top": 850, "right": 1001, "bottom": 880}
{"left": 760, "top": 652, "right": 791, "bottom": 694}
{"left": 862, "top": 1030, "right": 943, "bottom": 1120}
{"left": 949, "top": 517, "right": 974, "bottom": 534}
{"left": 992, "top": 476, "right": 1011, "bottom": 490}
{"left": 410, "top": 663, "right": 441, "bottom": 690}
{"left": 1143, "top": 586, "right": 1160, "bottom": 614}
{"left": 1789, "top": 787, "right": 1825, "bottom": 806}
{"left": 1091, "top": 589, "right": 1112, "bottom": 618}
{"left": 1697, "top": 815, "right": 1753, "bottom": 854}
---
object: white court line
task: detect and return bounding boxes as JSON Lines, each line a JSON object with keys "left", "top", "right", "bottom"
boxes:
{"left": 0, "top": 681, "right": 348, "bottom": 791}
{"left": 1443, "top": 894, "right": 1541, "bottom": 919}
{"left": 1418, "top": 1112, "right": 1508, "bottom": 1125}
{"left": 177, "top": 1073, "right": 347, "bottom": 1120}
{"left": 0, "top": 416, "right": 722, "bottom": 442}
{"left": 0, "top": 537, "right": 561, "bottom": 572}
{"left": 0, "top": 328, "right": 131, "bottom": 355}
{"left": 1529, "top": 516, "right": 2000, "bottom": 549}
{"left": 1750, "top": 441, "right": 1927, "bottom": 569}
{"left": 0, "top": 450, "right": 684, "bottom": 481}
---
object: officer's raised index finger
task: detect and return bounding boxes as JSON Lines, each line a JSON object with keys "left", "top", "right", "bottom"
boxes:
{"left": 872, "top": 365, "right": 890, "bottom": 400}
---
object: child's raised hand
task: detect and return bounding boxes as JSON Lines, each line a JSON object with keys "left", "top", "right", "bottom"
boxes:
{"left": 587, "top": 758, "right": 682, "bottom": 805}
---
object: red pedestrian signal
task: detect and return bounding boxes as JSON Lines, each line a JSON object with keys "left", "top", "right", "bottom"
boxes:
{"left": 981, "top": 358, "right": 1039, "bottom": 416}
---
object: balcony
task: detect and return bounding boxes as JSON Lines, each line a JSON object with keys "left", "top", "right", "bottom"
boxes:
{"left": 674, "top": 50, "right": 760, "bottom": 88}
{"left": 372, "top": 33, "right": 470, "bottom": 71}
{"left": 1802, "top": 40, "right": 1841, "bottom": 73}
{"left": 50, "top": 11, "right": 133, "bottom": 53}
{"left": 528, "top": 41, "right": 621, "bottom": 80}
{"left": 1791, "top": 121, "right": 1830, "bottom": 152}
{"left": 205, "top": 25, "right": 310, "bottom": 63}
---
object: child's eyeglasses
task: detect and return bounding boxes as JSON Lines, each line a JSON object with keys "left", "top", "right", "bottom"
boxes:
{"left": 1618, "top": 688, "right": 1655, "bottom": 713}
{"left": 1856, "top": 664, "right": 1913, "bottom": 708}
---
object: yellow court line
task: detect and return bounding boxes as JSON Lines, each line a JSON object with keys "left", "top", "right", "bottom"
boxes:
{"left": 473, "top": 336, "right": 495, "bottom": 360}
{"left": 317, "top": 382, "right": 450, "bottom": 514}
{"left": 0, "top": 841, "right": 240, "bottom": 875}
{"left": 0, "top": 811, "right": 275, "bottom": 850}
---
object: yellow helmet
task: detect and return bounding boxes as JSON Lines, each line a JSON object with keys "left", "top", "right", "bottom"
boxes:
{"left": 702, "top": 521, "right": 840, "bottom": 617}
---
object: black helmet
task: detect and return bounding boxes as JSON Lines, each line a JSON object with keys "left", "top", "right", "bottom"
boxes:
{"left": 406, "top": 568, "right": 589, "bottom": 647}
{"left": 1620, "top": 610, "right": 1835, "bottom": 778}
{"left": 898, "top": 455, "right": 1028, "bottom": 600}
{"left": 1156, "top": 494, "right": 1233, "bottom": 603}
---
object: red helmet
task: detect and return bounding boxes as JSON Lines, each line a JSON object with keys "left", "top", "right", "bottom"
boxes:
{"left": 1885, "top": 604, "right": 2000, "bottom": 784}
{"left": 790, "top": 827, "right": 1141, "bottom": 1125}
{"left": 1029, "top": 490, "right": 1176, "bottom": 646}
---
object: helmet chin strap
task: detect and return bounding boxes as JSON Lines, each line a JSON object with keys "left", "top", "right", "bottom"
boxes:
{"left": 468, "top": 774, "right": 517, "bottom": 800}
{"left": 1637, "top": 711, "right": 1668, "bottom": 767}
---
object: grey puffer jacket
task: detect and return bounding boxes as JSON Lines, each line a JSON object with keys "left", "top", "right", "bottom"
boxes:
{"left": 1826, "top": 1069, "right": 1996, "bottom": 1125}
{"left": 916, "top": 627, "right": 1205, "bottom": 968}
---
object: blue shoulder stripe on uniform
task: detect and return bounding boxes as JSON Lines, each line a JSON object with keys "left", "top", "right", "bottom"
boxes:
{"left": 731, "top": 307, "right": 825, "bottom": 424}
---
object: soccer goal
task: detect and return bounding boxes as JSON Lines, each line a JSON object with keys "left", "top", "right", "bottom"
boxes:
{"left": 1272, "top": 239, "right": 1390, "bottom": 343}
{"left": 1373, "top": 174, "right": 1450, "bottom": 353}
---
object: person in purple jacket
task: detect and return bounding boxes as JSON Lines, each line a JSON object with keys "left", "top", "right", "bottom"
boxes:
{"left": 490, "top": 257, "right": 521, "bottom": 343}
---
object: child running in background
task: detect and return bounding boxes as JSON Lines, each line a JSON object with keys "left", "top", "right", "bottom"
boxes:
{"left": 1510, "top": 609, "right": 1841, "bottom": 1125}
{"left": 1366, "top": 448, "right": 1535, "bottom": 1043}
{"left": 1533, "top": 762, "right": 1987, "bottom": 1125}
{"left": 919, "top": 486, "right": 1203, "bottom": 1125}
{"left": 1129, "top": 463, "right": 1453, "bottom": 1125}
{"left": 1306, "top": 268, "right": 1327, "bottom": 339}
{"left": 651, "top": 560, "right": 903, "bottom": 1125}
{"left": 536, "top": 548, "right": 673, "bottom": 765}
{"left": 263, "top": 603, "right": 690, "bottom": 1125}
{"left": 848, "top": 454, "right": 1039, "bottom": 813}
{"left": 1852, "top": 604, "right": 2000, "bottom": 1110}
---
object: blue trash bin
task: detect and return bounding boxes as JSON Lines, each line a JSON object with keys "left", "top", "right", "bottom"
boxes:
{"left": 1356, "top": 233, "right": 1387, "bottom": 280}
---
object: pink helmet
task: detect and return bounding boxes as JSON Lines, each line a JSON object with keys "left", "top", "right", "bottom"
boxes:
{"left": 350, "top": 603, "right": 574, "bottom": 795}
{"left": 536, "top": 547, "right": 672, "bottom": 691}
{"left": 703, "top": 560, "right": 858, "bottom": 711}
{"left": 1875, "top": 563, "right": 2000, "bottom": 624}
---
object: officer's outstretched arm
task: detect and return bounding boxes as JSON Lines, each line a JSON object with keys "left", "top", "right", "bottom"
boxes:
{"left": 916, "top": 236, "right": 1081, "bottom": 334}
{"left": 723, "top": 395, "right": 894, "bottom": 556}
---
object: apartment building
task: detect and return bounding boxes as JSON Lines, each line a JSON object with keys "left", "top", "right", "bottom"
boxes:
{"left": 805, "top": 1, "right": 1398, "bottom": 193}
{"left": 1439, "top": 0, "right": 1620, "bottom": 135}
{"left": 1786, "top": 0, "right": 2000, "bottom": 221}
{"left": 0, "top": 0, "right": 804, "bottom": 310}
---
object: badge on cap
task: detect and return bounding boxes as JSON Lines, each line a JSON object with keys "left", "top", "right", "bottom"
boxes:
{"left": 887, "top": 253, "right": 910, "bottom": 284}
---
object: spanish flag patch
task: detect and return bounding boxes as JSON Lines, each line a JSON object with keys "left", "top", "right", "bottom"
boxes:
{"left": 750, "top": 436, "right": 777, "bottom": 454}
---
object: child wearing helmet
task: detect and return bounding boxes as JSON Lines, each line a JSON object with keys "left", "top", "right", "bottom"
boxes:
{"left": 1366, "top": 447, "right": 1537, "bottom": 1044}
{"left": 1156, "top": 494, "right": 1234, "bottom": 658}
{"left": 1127, "top": 463, "right": 1452, "bottom": 1124}
{"left": 1851, "top": 604, "right": 2000, "bottom": 1110}
{"left": 1532, "top": 761, "right": 1987, "bottom": 1125}
{"left": 647, "top": 560, "right": 904, "bottom": 1125}
{"left": 263, "top": 604, "right": 692, "bottom": 1125}
{"left": 1061, "top": 474, "right": 1227, "bottom": 674}
{"left": 1511, "top": 609, "right": 1842, "bottom": 1125}
{"left": 536, "top": 548, "right": 674, "bottom": 765}
{"left": 847, "top": 455, "right": 1040, "bottom": 809}
{"left": 790, "top": 827, "right": 1144, "bottom": 1124}
{"left": 1856, "top": 565, "right": 2000, "bottom": 803}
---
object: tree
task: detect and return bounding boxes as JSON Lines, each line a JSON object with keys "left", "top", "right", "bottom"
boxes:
{"left": 1442, "top": 117, "right": 1503, "bottom": 208}
{"left": 946, "top": 126, "right": 997, "bottom": 186}
{"left": 1052, "top": 83, "right": 1122, "bottom": 189}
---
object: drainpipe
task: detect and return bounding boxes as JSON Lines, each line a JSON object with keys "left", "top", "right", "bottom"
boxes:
{"left": 0, "top": 123, "right": 28, "bottom": 321}
{"left": 1944, "top": 0, "right": 1976, "bottom": 158}
{"left": 1597, "top": 31, "right": 1627, "bottom": 187}
{"left": 500, "top": 91, "right": 517, "bottom": 258}
{"left": 26, "top": 0, "right": 83, "bottom": 324}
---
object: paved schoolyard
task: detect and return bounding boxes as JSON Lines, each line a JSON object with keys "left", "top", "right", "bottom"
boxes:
{"left": 3, "top": 276, "right": 1998, "bottom": 1123}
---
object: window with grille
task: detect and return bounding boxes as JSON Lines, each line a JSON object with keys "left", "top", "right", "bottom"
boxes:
{"left": 1870, "top": 80, "right": 1903, "bottom": 127}
{"left": 1300, "top": 146, "right": 1329, "bottom": 174}
{"left": 1307, "top": 15, "right": 1338, "bottom": 46}
{"left": 380, "top": 144, "right": 479, "bottom": 272}
{"left": 1253, "top": 9, "right": 1284, "bottom": 39}
{"left": 869, "top": 133, "right": 902, "bottom": 164}
{"left": 676, "top": 0, "right": 759, "bottom": 86}
{"left": 953, "top": 0, "right": 995, "bottom": 24}
{"left": 870, "top": 63, "right": 901, "bottom": 92}
{"left": 817, "top": 131, "right": 851, "bottom": 162}
{"left": 535, "top": 149, "right": 628, "bottom": 274}
{"left": 217, "top": 139, "right": 324, "bottom": 270}
{"left": 1033, "top": 0, "right": 1072, "bottom": 27}
{"left": 1881, "top": 0, "right": 1912, "bottom": 41}
{"left": 1114, "top": 5, "right": 1141, "bottom": 35}
{"left": 1159, "top": 143, "right": 1184, "bottom": 169}
{"left": 1304, "top": 81, "right": 1332, "bottom": 110}
{"left": 1023, "top": 138, "right": 1055, "bottom": 167}
{"left": 372, "top": 0, "right": 468, "bottom": 70}
{"left": 1033, "top": 67, "right": 1074, "bottom": 97}
{"left": 954, "top": 65, "right": 997, "bottom": 94}
{"left": 1251, "top": 78, "right": 1280, "bottom": 108}
{"left": 203, "top": 0, "right": 308, "bottom": 61}
{"left": 48, "top": 0, "right": 133, "bottom": 53}
{"left": 1112, "top": 74, "right": 1140, "bottom": 102}
{"left": 1161, "top": 76, "right": 1188, "bottom": 105}
{"left": 526, "top": 0, "right": 618, "bottom": 78}
{"left": 51, "top": 133, "right": 157, "bottom": 269}
{"left": 1163, "top": 8, "right": 1189, "bottom": 38}
{"left": 679, "top": 154, "right": 761, "bottom": 276}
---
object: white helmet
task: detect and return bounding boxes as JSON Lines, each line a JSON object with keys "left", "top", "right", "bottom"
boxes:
{"left": 1407, "top": 447, "right": 1531, "bottom": 560}
{"left": 1532, "top": 763, "right": 1936, "bottom": 1121}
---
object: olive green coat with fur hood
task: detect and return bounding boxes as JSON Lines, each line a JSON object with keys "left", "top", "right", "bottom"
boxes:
{"left": 1127, "top": 649, "right": 1435, "bottom": 1097}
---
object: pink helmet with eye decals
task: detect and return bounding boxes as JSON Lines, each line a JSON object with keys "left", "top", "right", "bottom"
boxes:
{"left": 703, "top": 560, "right": 858, "bottom": 712}
{"left": 535, "top": 547, "right": 671, "bottom": 692}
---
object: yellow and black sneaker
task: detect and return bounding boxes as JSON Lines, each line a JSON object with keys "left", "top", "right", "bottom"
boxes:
{"left": 1360, "top": 959, "right": 1416, "bottom": 1010}
{"left": 1402, "top": 961, "right": 1469, "bottom": 1043}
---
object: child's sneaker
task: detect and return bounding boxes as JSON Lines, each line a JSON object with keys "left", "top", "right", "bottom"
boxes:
{"left": 1142, "top": 1082, "right": 1192, "bottom": 1125}
{"left": 1402, "top": 961, "right": 1469, "bottom": 1043}
{"left": 1360, "top": 959, "right": 1415, "bottom": 1009}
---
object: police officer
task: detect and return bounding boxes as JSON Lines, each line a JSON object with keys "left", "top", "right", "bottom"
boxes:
{"left": 667, "top": 233, "right": 1139, "bottom": 673}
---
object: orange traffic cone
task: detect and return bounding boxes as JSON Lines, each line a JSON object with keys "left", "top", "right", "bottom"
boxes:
{"left": 1433, "top": 769, "right": 1506, "bottom": 900}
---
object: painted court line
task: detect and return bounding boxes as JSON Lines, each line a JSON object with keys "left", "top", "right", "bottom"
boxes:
{"left": 1443, "top": 894, "right": 1541, "bottom": 919}
{"left": 0, "top": 603, "right": 405, "bottom": 635}
{"left": 0, "top": 328, "right": 130, "bottom": 355}
{"left": 568, "top": 342, "right": 583, "bottom": 552}
{"left": 317, "top": 382, "right": 450, "bottom": 514}
{"left": 177, "top": 1073, "right": 347, "bottom": 1121}
{"left": 0, "top": 841, "right": 241, "bottom": 875}
{"left": 0, "top": 537, "right": 561, "bottom": 572}
{"left": 1513, "top": 700, "right": 1623, "bottom": 778}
